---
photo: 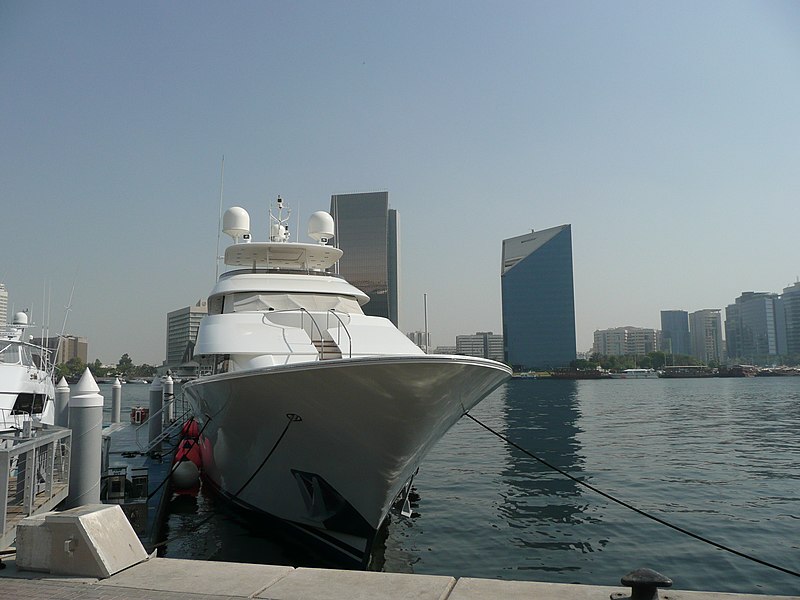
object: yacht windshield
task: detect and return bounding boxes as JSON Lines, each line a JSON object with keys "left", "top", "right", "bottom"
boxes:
{"left": 0, "top": 343, "right": 21, "bottom": 365}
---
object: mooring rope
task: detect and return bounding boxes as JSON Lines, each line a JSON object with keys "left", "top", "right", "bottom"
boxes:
{"left": 233, "top": 412, "right": 302, "bottom": 497}
{"left": 148, "top": 412, "right": 301, "bottom": 551}
{"left": 464, "top": 411, "right": 800, "bottom": 579}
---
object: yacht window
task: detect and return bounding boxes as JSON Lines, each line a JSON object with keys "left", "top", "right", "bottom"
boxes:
{"left": 230, "top": 292, "right": 363, "bottom": 314}
{"left": 213, "top": 354, "right": 231, "bottom": 375}
{"left": 0, "top": 343, "right": 20, "bottom": 365}
{"left": 20, "top": 345, "right": 35, "bottom": 367}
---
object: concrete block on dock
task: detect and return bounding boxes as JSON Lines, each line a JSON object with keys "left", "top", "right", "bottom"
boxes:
{"left": 97, "top": 557, "right": 294, "bottom": 596}
{"left": 45, "top": 503, "right": 148, "bottom": 578}
{"left": 15, "top": 511, "right": 57, "bottom": 572}
{"left": 254, "top": 567, "right": 457, "bottom": 600}
{"left": 449, "top": 578, "right": 619, "bottom": 600}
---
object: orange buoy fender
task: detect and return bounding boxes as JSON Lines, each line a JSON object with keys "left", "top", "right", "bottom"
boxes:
{"left": 174, "top": 438, "right": 202, "bottom": 469}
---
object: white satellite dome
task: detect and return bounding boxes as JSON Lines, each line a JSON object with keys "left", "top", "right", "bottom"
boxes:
{"left": 12, "top": 312, "right": 28, "bottom": 326}
{"left": 223, "top": 207, "right": 251, "bottom": 240}
{"left": 307, "top": 211, "right": 335, "bottom": 244}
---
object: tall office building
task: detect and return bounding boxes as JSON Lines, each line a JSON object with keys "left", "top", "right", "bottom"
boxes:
{"left": 166, "top": 300, "right": 208, "bottom": 367}
{"left": 330, "top": 192, "right": 399, "bottom": 327}
{"left": 660, "top": 310, "right": 691, "bottom": 356}
{"left": 689, "top": 309, "right": 723, "bottom": 364}
{"left": 31, "top": 335, "right": 88, "bottom": 365}
{"left": 724, "top": 292, "right": 778, "bottom": 363}
{"left": 456, "top": 331, "right": 504, "bottom": 362}
{"left": 592, "top": 327, "right": 659, "bottom": 357}
{"left": 775, "top": 282, "right": 800, "bottom": 357}
{"left": 501, "top": 225, "right": 576, "bottom": 371}
{"left": 0, "top": 283, "right": 7, "bottom": 324}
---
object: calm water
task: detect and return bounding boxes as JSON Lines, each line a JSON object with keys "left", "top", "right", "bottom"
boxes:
{"left": 107, "top": 378, "right": 800, "bottom": 595}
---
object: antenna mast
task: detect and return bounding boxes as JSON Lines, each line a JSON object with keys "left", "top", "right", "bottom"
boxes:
{"left": 215, "top": 155, "right": 225, "bottom": 280}
{"left": 424, "top": 293, "right": 429, "bottom": 354}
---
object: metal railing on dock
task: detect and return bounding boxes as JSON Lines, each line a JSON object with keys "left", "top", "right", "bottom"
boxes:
{"left": 133, "top": 392, "right": 192, "bottom": 454}
{"left": 0, "top": 424, "right": 72, "bottom": 549}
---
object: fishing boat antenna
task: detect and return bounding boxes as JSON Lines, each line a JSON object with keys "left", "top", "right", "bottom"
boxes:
{"left": 424, "top": 293, "right": 429, "bottom": 354}
{"left": 215, "top": 155, "right": 225, "bottom": 280}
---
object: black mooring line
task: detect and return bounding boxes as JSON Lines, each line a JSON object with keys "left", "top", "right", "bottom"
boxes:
{"left": 464, "top": 411, "right": 800, "bottom": 579}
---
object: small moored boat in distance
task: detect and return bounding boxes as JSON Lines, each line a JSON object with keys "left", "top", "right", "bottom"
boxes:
{"left": 549, "top": 367, "right": 611, "bottom": 379}
{"left": 659, "top": 365, "right": 716, "bottom": 378}
{"left": 609, "top": 368, "right": 659, "bottom": 379}
{"left": 182, "top": 197, "right": 511, "bottom": 567}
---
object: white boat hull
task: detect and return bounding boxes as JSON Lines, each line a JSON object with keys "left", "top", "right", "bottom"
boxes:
{"left": 183, "top": 354, "right": 510, "bottom": 565}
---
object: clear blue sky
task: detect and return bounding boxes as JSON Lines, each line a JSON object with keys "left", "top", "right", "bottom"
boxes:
{"left": 2, "top": 1, "right": 799, "bottom": 365}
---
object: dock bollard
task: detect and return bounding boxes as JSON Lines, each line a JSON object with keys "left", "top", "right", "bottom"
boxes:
{"left": 65, "top": 368, "right": 103, "bottom": 508}
{"left": 55, "top": 377, "right": 70, "bottom": 428}
{"left": 610, "top": 568, "right": 673, "bottom": 600}
{"left": 111, "top": 377, "right": 122, "bottom": 424}
{"left": 148, "top": 376, "right": 163, "bottom": 454}
{"left": 163, "top": 374, "right": 174, "bottom": 424}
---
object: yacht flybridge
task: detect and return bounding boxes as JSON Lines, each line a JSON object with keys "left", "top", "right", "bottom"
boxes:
{"left": 0, "top": 312, "right": 55, "bottom": 430}
{"left": 183, "top": 198, "right": 511, "bottom": 567}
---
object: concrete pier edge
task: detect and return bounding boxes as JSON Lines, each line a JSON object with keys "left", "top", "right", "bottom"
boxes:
{"left": 1, "top": 555, "right": 797, "bottom": 600}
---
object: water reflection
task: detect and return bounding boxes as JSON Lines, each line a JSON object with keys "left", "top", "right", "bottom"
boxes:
{"left": 498, "top": 380, "right": 608, "bottom": 563}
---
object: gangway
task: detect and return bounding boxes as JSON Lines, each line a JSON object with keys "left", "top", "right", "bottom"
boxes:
{"left": 1, "top": 423, "right": 71, "bottom": 550}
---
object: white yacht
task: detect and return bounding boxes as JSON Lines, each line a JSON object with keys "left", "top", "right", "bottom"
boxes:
{"left": 183, "top": 199, "right": 511, "bottom": 567}
{"left": 0, "top": 312, "right": 55, "bottom": 430}
{"left": 609, "top": 368, "right": 659, "bottom": 379}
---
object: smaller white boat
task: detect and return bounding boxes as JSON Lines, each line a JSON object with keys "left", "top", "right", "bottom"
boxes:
{"left": 0, "top": 312, "right": 55, "bottom": 430}
{"left": 609, "top": 368, "right": 659, "bottom": 379}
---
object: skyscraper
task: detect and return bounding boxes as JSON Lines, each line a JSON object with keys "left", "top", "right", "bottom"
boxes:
{"left": 724, "top": 292, "right": 778, "bottom": 363}
{"left": 775, "top": 282, "right": 800, "bottom": 357}
{"left": 660, "top": 310, "right": 691, "bottom": 356}
{"left": 166, "top": 300, "right": 208, "bottom": 367}
{"left": 689, "top": 309, "right": 723, "bottom": 364}
{"left": 501, "top": 225, "right": 576, "bottom": 371}
{"left": 330, "top": 192, "right": 399, "bottom": 326}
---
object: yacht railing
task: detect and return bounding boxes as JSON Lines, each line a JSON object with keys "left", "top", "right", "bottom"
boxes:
{"left": 262, "top": 308, "right": 350, "bottom": 360}
{"left": 220, "top": 268, "right": 345, "bottom": 279}
{"left": 1, "top": 423, "right": 71, "bottom": 549}
{"left": 326, "top": 309, "right": 352, "bottom": 358}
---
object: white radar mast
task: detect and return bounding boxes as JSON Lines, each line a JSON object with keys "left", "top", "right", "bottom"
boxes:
{"left": 270, "top": 195, "right": 291, "bottom": 242}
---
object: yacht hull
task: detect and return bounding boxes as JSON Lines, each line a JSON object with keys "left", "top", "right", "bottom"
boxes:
{"left": 183, "top": 354, "right": 510, "bottom": 566}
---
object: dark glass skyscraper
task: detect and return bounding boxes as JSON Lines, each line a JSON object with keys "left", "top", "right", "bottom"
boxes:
{"left": 501, "top": 225, "right": 576, "bottom": 371}
{"left": 660, "top": 310, "right": 691, "bottom": 356}
{"left": 330, "top": 192, "right": 399, "bottom": 326}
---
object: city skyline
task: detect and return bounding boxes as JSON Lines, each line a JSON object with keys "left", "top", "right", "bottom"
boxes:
{"left": 3, "top": 3, "right": 799, "bottom": 365}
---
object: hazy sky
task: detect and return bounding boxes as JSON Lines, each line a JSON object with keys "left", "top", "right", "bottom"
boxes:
{"left": 2, "top": 1, "right": 799, "bottom": 365}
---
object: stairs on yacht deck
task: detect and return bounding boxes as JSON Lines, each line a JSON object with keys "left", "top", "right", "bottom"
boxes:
{"left": 312, "top": 338, "right": 342, "bottom": 360}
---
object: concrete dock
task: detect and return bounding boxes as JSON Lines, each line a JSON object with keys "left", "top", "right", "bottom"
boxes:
{"left": 1, "top": 555, "right": 797, "bottom": 600}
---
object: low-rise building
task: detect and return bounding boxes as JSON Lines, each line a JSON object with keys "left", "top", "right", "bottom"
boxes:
{"left": 592, "top": 327, "right": 660, "bottom": 357}
{"left": 456, "top": 332, "right": 504, "bottom": 362}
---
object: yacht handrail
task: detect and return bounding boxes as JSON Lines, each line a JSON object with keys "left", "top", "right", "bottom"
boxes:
{"left": 326, "top": 309, "right": 352, "bottom": 358}
{"left": 261, "top": 307, "right": 328, "bottom": 359}
{"left": 220, "top": 268, "right": 345, "bottom": 280}
{"left": 262, "top": 307, "right": 350, "bottom": 360}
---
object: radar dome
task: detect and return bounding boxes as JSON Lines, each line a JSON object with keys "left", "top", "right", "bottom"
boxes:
{"left": 12, "top": 312, "right": 28, "bottom": 326}
{"left": 308, "top": 211, "right": 335, "bottom": 244}
{"left": 223, "top": 207, "right": 250, "bottom": 240}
